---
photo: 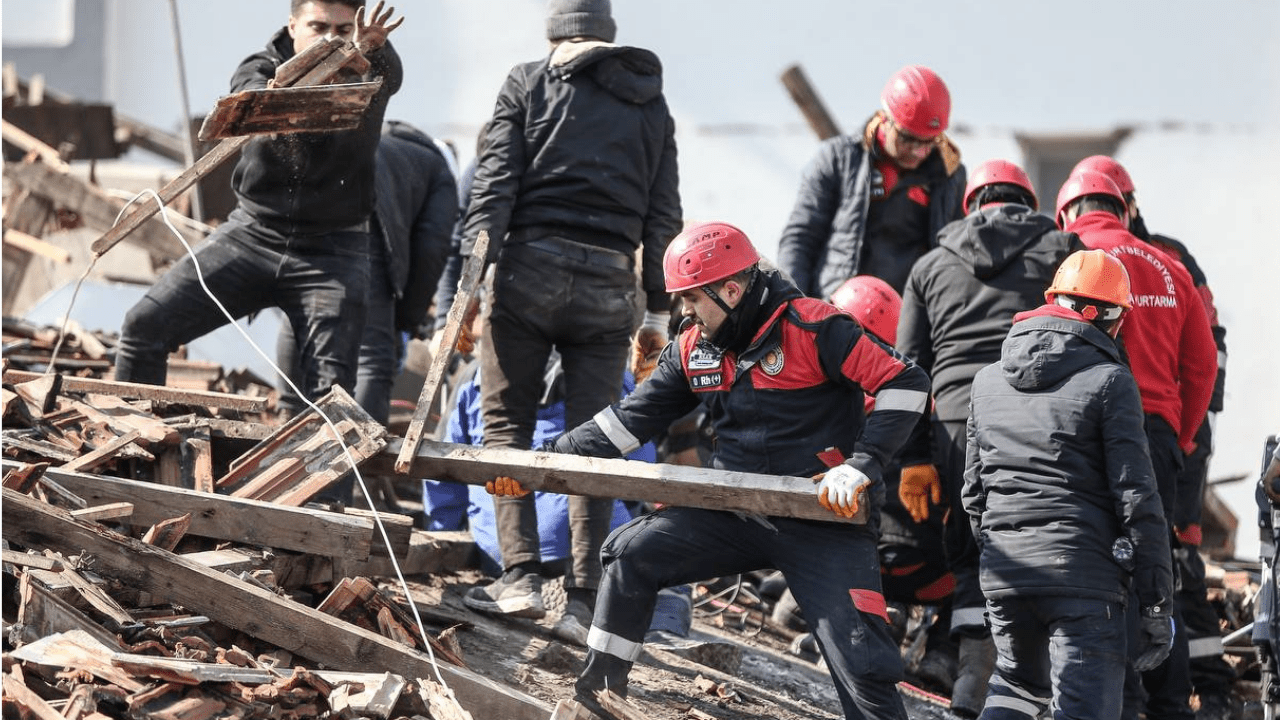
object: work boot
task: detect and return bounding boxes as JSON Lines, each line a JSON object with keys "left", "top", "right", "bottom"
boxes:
{"left": 949, "top": 635, "right": 996, "bottom": 718}
{"left": 553, "top": 589, "right": 595, "bottom": 646}
{"left": 463, "top": 564, "right": 545, "bottom": 619}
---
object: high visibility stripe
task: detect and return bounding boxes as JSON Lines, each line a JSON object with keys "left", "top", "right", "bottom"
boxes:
{"left": 586, "top": 626, "right": 643, "bottom": 662}
{"left": 1218, "top": 350, "right": 1228, "bottom": 368}
{"left": 870, "top": 389, "right": 928, "bottom": 414}
{"left": 593, "top": 407, "right": 640, "bottom": 456}
{"left": 1187, "top": 635, "right": 1224, "bottom": 658}
{"left": 986, "top": 694, "right": 1042, "bottom": 718}
{"left": 849, "top": 589, "right": 889, "bottom": 623}
{"left": 951, "top": 606, "right": 987, "bottom": 630}
{"left": 1176, "top": 523, "right": 1202, "bottom": 546}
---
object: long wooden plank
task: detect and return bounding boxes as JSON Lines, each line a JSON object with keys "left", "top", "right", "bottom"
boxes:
{"left": 395, "top": 230, "right": 490, "bottom": 474}
{"left": 0, "top": 460, "right": 376, "bottom": 561}
{"left": 371, "top": 437, "right": 867, "bottom": 524}
{"left": 2, "top": 369, "right": 268, "bottom": 413}
{"left": 1, "top": 489, "right": 553, "bottom": 720}
{"left": 780, "top": 64, "right": 841, "bottom": 141}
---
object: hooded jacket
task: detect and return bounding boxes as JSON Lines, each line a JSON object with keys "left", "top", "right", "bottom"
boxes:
{"left": 374, "top": 121, "right": 458, "bottom": 332}
{"left": 777, "top": 114, "right": 966, "bottom": 299}
{"left": 1066, "top": 211, "right": 1217, "bottom": 451}
{"left": 229, "top": 28, "right": 402, "bottom": 236}
{"left": 462, "top": 40, "right": 682, "bottom": 312}
{"left": 554, "top": 270, "right": 931, "bottom": 494}
{"left": 963, "top": 305, "right": 1174, "bottom": 609}
{"left": 897, "top": 204, "right": 1084, "bottom": 422}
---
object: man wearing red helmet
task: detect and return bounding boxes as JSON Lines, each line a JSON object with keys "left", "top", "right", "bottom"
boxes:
{"left": 778, "top": 65, "right": 966, "bottom": 298}
{"left": 1055, "top": 171, "right": 1217, "bottom": 720}
{"left": 504, "top": 221, "right": 930, "bottom": 719}
{"left": 895, "top": 159, "right": 1084, "bottom": 717}
{"left": 963, "top": 249, "right": 1174, "bottom": 720}
{"left": 1069, "top": 156, "right": 1234, "bottom": 720}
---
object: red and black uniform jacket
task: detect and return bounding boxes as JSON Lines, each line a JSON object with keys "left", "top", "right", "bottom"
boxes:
{"left": 553, "top": 271, "right": 931, "bottom": 498}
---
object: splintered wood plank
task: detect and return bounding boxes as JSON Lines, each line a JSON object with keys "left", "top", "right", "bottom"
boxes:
{"left": 2, "top": 667, "right": 65, "bottom": 720}
{"left": 60, "top": 430, "right": 144, "bottom": 473}
{"left": 188, "top": 426, "right": 215, "bottom": 493}
{"left": 82, "top": 394, "right": 179, "bottom": 444}
{"left": 417, "top": 680, "right": 474, "bottom": 720}
{"left": 1, "top": 369, "right": 268, "bottom": 413}
{"left": 3, "top": 461, "right": 48, "bottom": 492}
{"left": 0, "top": 461, "right": 376, "bottom": 562}
{"left": 14, "top": 574, "right": 122, "bottom": 651}
{"left": 69, "top": 501, "right": 135, "bottom": 522}
{"left": 58, "top": 564, "right": 135, "bottom": 629}
{"left": 222, "top": 385, "right": 386, "bottom": 506}
{"left": 371, "top": 437, "right": 868, "bottom": 525}
{"left": 3, "top": 548, "right": 62, "bottom": 571}
{"left": 1, "top": 489, "right": 553, "bottom": 720}
{"left": 142, "top": 513, "right": 192, "bottom": 552}
{"left": 3, "top": 228, "right": 71, "bottom": 262}
{"left": 197, "top": 82, "right": 381, "bottom": 140}
{"left": 7, "top": 630, "right": 143, "bottom": 691}
{"left": 550, "top": 699, "right": 593, "bottom": 720}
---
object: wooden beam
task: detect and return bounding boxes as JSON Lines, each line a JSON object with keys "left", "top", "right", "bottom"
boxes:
{"left": 1, "top": 460, "right": 378, "bottom": 561}
{"left": 2, "top": 369, "right": 268, "bottom": 413}
{"left": 1, "top": 489, "right": 554, "bottom": 720}
{"left": 3, "top": 667, "right": 67, "bottom": 720}
{"left": 780, "top": 64, "right": 842, "bottom": 141}
{"left": 370, "top": 438, "right": 867, "bottom": 525}
{"left": 1, "top": 119, "right": 71, "bottom": 171}
{"left": 396, "top": 231, "right": 490, "bottom": 474}
{"left": 60, "top": 430, "right": 144, "bottom": 473}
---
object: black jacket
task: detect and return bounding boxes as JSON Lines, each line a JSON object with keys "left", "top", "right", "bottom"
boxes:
{"left": 554, "top": 270, "right": 931, "bottom": 489}
{"left": 777, "top": 114, "right": 965, "bottom": 298}
{"left": 375, "top": 121, "right": 458, "bottom": 332}
{"left": 462, "top": 40, "right": 682, "bottom": 311}
{"left": 897, "top": 204, "right": 1084, "bottom": 422}
{"left": 229, "top": 28, "right": 402, "bottom": 235}
{"left": 962, "top": 305, "right": 1174, "bottom": 609}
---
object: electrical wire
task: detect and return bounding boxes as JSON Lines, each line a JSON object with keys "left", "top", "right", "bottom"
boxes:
{"left": 50, "top": 189, "right": 450, "bottom": 688}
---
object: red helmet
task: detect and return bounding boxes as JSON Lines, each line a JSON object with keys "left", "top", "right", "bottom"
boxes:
{"left": 829, "top": 275, "right": 903, "bottom": 345}
{"left": 1071, "top": 155, "right": 1135, "bottom": 195}
{"left": 963, "top": 159, "right": 1037, "bottom": 212}
{"left": 880, "top": 65, "right": 951, "bottom": 139}
{"left": 1054, "top": 170, "right": 1125, "bottom": 228}
{"left": 663, "top": 221, "right": 760, "bottom": 292}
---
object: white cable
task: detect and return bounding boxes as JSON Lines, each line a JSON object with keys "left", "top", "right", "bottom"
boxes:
{"left": 83, "top": 189, "right": 451, "bottom": 687}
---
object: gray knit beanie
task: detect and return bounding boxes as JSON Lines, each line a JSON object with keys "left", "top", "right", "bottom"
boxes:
{"left": 546, "top": 0, "right": 616, "bottom": 42}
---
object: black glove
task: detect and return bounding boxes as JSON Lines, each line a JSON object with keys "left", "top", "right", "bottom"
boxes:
{"left": 1133, "top": 607, "right": 1174, "bottom": 672}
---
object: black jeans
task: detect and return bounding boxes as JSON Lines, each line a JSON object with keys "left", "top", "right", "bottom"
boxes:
{"left": 579, "top": 507, "right": 908, "bottom": 720}
{"left": 939, "top": 419, "right": 986, "bottom": 636}
{"left": 982, "top": 595, "right": 1128, "bottom": 720}
{"left": 116, "top": 208, "right": 370, "bottom": 401}
{"left": 481, "top": 238, "right": 636, "bottom": 591}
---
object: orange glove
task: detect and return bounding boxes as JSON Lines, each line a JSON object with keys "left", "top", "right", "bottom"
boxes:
{"left": 631, "top": 312, "right": 670, "bottom": 384}
{"left": 485, "top": 476, "right": 531, "bottom": 497}
{"left": 454, "top": 298, "right": 481, "bottom": 355}
{"left": 898, "top": 464, "right": 942, "bottom": 523}
{"left": 815, "top": 465, "right": 872, "bottom": 519}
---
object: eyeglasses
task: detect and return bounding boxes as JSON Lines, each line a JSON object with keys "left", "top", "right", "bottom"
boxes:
{"left": 888, "top": 120, "right": 939, "bottom": 151}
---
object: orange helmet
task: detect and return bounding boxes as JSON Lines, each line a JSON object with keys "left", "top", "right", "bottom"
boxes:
{"left": 830, "top": 275, "right": 903, "bottom": 345}
{"left": 963, "top": 159, "right": 1037, "bottom": 212}
{"left": 880, "top": 65, "right": 951, "bottom": 139}
{"left": 1054, "top": 170, "right": 1126, "bottom": 228}
{"left": 1045, "top": 249, "right": 1132, "bottom": 326}
{"left": 663, "top": 221, "right": 760, "bottom": 292}
{"left": 1071, "top": 155, "right": 1135, "bottom": 195}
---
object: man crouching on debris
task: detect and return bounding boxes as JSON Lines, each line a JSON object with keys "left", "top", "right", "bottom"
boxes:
{"left": 114, "top": 1, "right": 402, "bottom": 404}
{"left": 961, "top": 250, "right": 1174, "bottom": 719}
{"left": 488, "top": 221, "right": 930, "bottom": 720}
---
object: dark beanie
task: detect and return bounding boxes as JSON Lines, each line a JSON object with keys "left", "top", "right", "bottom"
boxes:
{"left": 546, "top": 0, "right": 616, "bottom": 42}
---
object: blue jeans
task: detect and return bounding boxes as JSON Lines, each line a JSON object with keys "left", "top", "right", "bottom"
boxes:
{"left": 579, "top": 507, "right": 907, "bottom": 720}
{"left": 982, "top": 595, "right": 1127, "bottom": 720}
{"left": 116, "top": 209, "right": 370, "bottom": 401}
{"left": 481, "top": 238, "right": 636, "bottom": 591}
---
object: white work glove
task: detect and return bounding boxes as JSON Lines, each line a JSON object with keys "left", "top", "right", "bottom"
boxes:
{"left": 815, "top": 464, "right": 872, "bottom": 519}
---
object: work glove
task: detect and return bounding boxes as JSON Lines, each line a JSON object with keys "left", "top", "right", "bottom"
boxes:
{"left": 631, "top": 311, "right": 670, "bottom": 385}
{"left": 898, "top": 464, "right": 942, "bottom": 523}
{"left": 452, "top": 298, "right": 482, "bottom": 355}
{"left": 815, "top": 464, "right": 872, "bottom": 519}
{"left": 485, "top": 476, "right": 531, "bottom": 498}
{"left": 1133, "top": 607, "right": 1175, "bottom": 672}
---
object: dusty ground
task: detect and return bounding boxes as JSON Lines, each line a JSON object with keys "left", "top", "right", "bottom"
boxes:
{"left": 386, "top": 570, "right": 953, "bottom": 720}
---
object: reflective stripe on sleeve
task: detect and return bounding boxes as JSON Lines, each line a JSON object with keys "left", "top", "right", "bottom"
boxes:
{"left": 586, "top": 625, "right": 643, "bottom": 662}
{"left": 869, "top": 389, "right": 928, "bottom": 414}
{"left": 593, "top": 407, "right": 640, "bottom": 456}
{"left": 986, "top": 694, "right": 1043, "bottom": 719}
{"left": 1187, "top": 635, "right": 1224, "bottom": 659}
{"left": 951, "top": 606, "right": 987, "bottom": 631}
